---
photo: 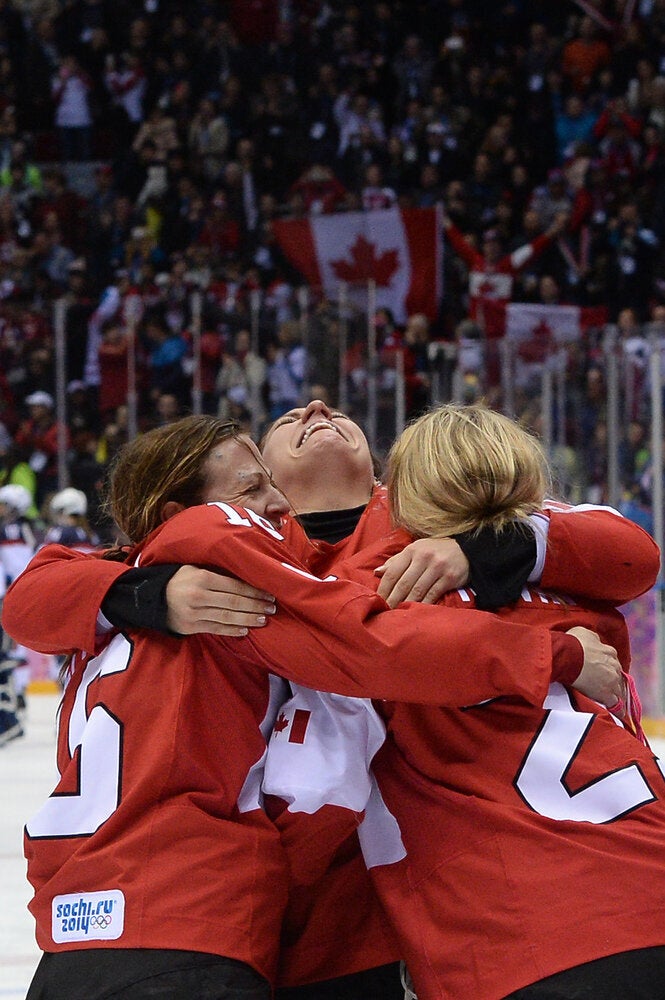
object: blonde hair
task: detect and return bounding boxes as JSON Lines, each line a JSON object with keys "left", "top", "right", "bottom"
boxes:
{"left": 387, "top": 404, "right": 550, "bottom": 538}
{"left": 106, "top": 415, "right": 240, "bottom": 544}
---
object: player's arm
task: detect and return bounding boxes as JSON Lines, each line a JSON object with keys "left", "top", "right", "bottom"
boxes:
{"left": 1, "top": 545, "right": 277, "bottom": 654}
{"left": 2, "top": 546, "right": 128, "bottom": 654}
{"left": 105, "top": 564, "right": 276, "bottom": 637}
{"left": 375, "top": 505, "right": 659, "bottom": 610}
{"left": 376, "top": 524, "right": 536, "bottom": 609}
{"left": 145, "top": 504, "right": 621, "bottom": 709}
{"left": 537, "top": 505, "right": 660, "bottom": 603}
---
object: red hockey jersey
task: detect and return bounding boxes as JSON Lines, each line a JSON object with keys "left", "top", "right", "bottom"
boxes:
{"left": 266, "top": 536, "right": 665, "bottom": 1000}
{"left": 370, "top": 590, "right": 665, "bottom": 1000}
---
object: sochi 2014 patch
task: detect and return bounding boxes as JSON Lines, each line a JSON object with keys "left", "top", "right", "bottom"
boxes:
{"left": 51, "top": 889, "right": 125, "bottom": 942}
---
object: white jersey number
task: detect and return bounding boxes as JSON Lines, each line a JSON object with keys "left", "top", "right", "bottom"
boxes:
{"left": 26, "top": 634, "right": 131, "bottom": 839}
{"left": 515, "top": 684, "right": 655, "bottom": 823}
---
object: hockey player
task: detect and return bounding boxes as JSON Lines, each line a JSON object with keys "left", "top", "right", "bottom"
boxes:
{"left": 5, "top": 415, "right": 621, "bottom": 1000}
{"left": 0, "top": 483, "right": 36, "bottom": 736}
{"left": 0, "top": 557, "right": 22, "bottom": 745}
{"left": 43, "top": 488, "right": 99, "bottom": 552}
{"left": 264, "top": 404, "right": 665, "bottom": 999}
{"left": 0, "top": 483, "right": 37, "bottom": 584}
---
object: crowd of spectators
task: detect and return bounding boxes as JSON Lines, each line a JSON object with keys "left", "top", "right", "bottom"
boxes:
{"left": 0, "top": 0, "right": 664, "bottom": 539}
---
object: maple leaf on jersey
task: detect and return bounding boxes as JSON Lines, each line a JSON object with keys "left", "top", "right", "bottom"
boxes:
{"left": 273, "top": 712, "right": 289, "bottom": 735}
{"left": 331, "top": 235, "right": 400, "bottom": 287}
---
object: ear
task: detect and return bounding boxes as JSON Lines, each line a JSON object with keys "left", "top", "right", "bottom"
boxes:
{"left": 161, "top": 500, "right": 185, "bottom": 522}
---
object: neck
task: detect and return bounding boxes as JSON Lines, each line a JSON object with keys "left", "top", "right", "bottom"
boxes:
{"left": 298, "top": 504, "right": 367, "bottom": 543}
{"left": 290, "top": 481, "right": 373, "bottom": 514}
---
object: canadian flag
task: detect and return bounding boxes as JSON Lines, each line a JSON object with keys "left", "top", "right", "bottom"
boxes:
{"left": 481, "top": 300, "right": 608, "bottom": 348}
{"left": 272, "top": 207, "right": 443, "bottom": 323}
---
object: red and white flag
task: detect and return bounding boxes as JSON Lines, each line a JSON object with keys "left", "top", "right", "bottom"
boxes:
{"left": 481, "top": 300, "right": 608, "bottom": 347}
{"left": 272, "top": 206, "right": 443, "bottom": 323}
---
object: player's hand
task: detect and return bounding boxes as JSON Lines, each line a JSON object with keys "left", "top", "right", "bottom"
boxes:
{"left": 566, "top": 626, "right": 624, "bottom": 708}
{"left": 166, "top": 566, "right": 276, "bottom": 637}
{"left": 375, "top": 538, "right": 470, "bottom": 608}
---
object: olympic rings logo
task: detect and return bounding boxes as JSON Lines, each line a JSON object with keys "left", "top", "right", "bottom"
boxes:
{"left": 90, "top": 914, "right": 113, "bottom": 929}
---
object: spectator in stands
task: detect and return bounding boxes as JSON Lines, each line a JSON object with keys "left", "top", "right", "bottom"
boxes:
{"left": 361, "top": 163, "right": 397, "bottom": 211}
{"left": 216, "top": 328, "right": 267, "bottom": 426}
{"left": 619, "top": 419, "right": 650, "bottom": 495}
{"left": 66, "top": 379, "right": 100, "bottom": 436}
{"left": 143, "top": 311, "right": 188, "bottom": 406}
{"left": 97, "top": 318, "right": 129, "bottom": 421}
{"left": 104, "top": 51, "right": 147, "bottom": 145}
{"left": 442, "top": 211, "right": 567, "bottom": 336}
{"left": 288, "top": 162, "right": 348, "bottom": 216}
{"left": 197, "top": 190, "right": 242, "bottom": 260}
{"left": 0, "top": 140, "right": 42, "bottom": 197}
{"left": 188, "top": 97, "right": 230, "bottom": 187}
{"left": 265, "top": 321, "right": 307, "bottom": 420}
{"left": 14, "top": 391, "right": 68, "bottom": 505}
{"left": 594, "top": 98, "right": 642, "bottom": 181}
{"left": 62, "top": 257, "right": 95, "bottom": 383}
{"left": 392, "top": 33, "right": 435, "bottom": 115}
{"left": 151, "top": 391, "right": 182, "bottom": 426}
{"left": 529, "top": 169, "right": 573, "bottom": 231}
{"left": 51, "top": 54, "right": 93, "bottom": 162}
{"left": 561, "top": 16, "right": 611, "bottom": 95}
{"left": 554, "top": 94, "right": 597, "bottom": 165}
{"left": 35, "top": 169, "right": 88, "bottom": 255}
{"left": 608, "top": 201, "right": 661, "bottom": 314}
{"left": 336, "top": 91, "right": 386, "bottom": 159}
{"left": 131, "top": 102, "right": 179, "bottom": 161}
{"left": 402, "top": 312, "right": 431, "bottom": 419}
{"left": 578, "top": 365, "right": 607, "bottom": 448}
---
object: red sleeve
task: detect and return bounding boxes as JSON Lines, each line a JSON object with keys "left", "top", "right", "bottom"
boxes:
{"left": 2, "top": 546, "right": 131, "bottom": 654}
{"left": 541, "top": 507, "right": 660, "bottom": 603}
{"left": 445, "top": 222, "right": 483, "bottom": 268}
{"left": 509, "top": 232, "right": 551, "bottom": 271}
{"left": 550, "top": 631, "right": 583, "bottom": 684}
{"left": 140, "top": 503, "right": 558, "bottom": 708}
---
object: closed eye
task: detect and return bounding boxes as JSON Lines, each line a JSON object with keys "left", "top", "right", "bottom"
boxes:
{"left": 271, "top": 415, "right": 298, "bottom": 429}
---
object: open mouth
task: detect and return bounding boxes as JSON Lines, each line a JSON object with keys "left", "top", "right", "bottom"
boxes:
{"left": 297, "top": 420, "right": 345, "bottom": 447}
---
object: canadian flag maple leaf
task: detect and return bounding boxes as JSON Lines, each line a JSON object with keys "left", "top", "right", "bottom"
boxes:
{"left": 518, "top": 319, "right": 554, "bottom": 362}
{"left": 273, "top": 712, "right": 289, "bottom": 736}
{"left": 331, "top": 234, "right": 400, "bottom": 287}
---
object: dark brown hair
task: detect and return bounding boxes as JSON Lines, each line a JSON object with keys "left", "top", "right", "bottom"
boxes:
{"left": 106, "top": 415, "right": 241, "bottom": 544}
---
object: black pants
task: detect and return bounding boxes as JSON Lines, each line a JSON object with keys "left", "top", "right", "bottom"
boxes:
{"left": 26, "top": 949, "right": 271, "bottom": 999}
{"left": 275, "top": 961, "right": 403, "bottom": 1000}
{"left": 505, "top": 946, "right": 665, "bottom": 999}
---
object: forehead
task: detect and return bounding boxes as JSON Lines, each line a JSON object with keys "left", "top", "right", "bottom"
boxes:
{"left": 204, "top": 436, "right": 267, "bottom": 485}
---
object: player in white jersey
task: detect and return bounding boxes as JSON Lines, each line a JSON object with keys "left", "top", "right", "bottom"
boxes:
{"left": 0, "top": 483, "right": 36, "bottom": 582}
{"left": 0, "top": 483, "right": 36, "bottom": 739}
{"left": 42, "top": 488, "right": 99, "bottom": 553}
